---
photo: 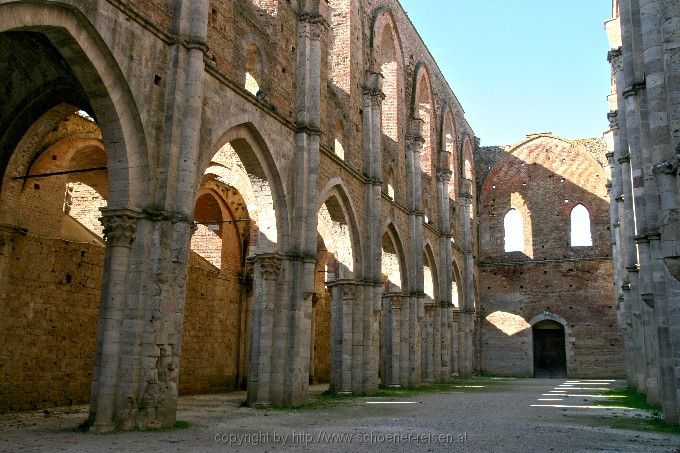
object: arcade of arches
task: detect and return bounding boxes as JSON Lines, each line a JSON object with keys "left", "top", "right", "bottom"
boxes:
{"left": 0, "top": 0, "right": 675, "bottom": 433}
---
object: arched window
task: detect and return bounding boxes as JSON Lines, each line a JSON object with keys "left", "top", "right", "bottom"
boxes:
{"left": 451, "top": 274, "right": 459, "bottom": 308}
{"left": 570, "top": 204, "right": 593, "bottom": 247}
{"left": 504, "top": 209, "right": 524, "bottom": 253}
{"left": 334, "top": 120, "right": 345, "bottom": 160}
{"left": 386, "top": 166, "right": 395, "bottom": 200}
{"left": 245, "top": 44, "right": 263, "bottom": 96}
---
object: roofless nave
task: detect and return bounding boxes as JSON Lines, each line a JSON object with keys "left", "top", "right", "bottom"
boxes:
{"left": 0, "top": 0, "right": 677, "bottom": 432}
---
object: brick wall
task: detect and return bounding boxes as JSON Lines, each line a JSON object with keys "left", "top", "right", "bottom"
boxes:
{"left": 477, "top": 135, "right": 624, "bottom": 378}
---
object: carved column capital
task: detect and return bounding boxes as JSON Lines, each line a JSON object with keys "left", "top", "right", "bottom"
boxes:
{"left": 607, "top": 111, "right": 618, "bottom": 130}
{"left": 100, "top": 211, "right": 140, "bottom": 248}
{"left": 607, "top": 47, "right": 621, "bottom": 63}
{"left": 407, "top": 117, "right": 425, "bottom": 148}
{"left": 331, "top": 279, "right": 356, "bottom": 300}
{"left": 298, "top": 13, "right": 327, "bottom": 40}
{"left": 437, "top": 168, "right": 453, "bottom": 183}
{"left": 363, "top": 71, "right": 385, "bottom": 100}
{"left": 257, "top": 254, "right": 282, "bottom": 281}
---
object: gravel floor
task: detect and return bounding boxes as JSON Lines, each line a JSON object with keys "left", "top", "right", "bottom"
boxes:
{"left": 0, "top": 378, "right": 678, "bottom": 452}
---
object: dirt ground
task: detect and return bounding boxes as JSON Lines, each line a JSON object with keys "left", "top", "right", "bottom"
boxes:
{"left": 1, "top": 379, "right": 678, "bottom": 452}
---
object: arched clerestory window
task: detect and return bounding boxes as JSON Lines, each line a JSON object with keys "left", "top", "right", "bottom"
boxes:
{"left": 245, "top": 43, "right": 263, "bottom": 96}
{"left": 570, "top": 204, "right": 593, "bottom": 247}
{"left": 504, "top": 208, "right": 525, "bottom": 253}
{"left": 334, "top": 120, "right": 345, "bottom": 160}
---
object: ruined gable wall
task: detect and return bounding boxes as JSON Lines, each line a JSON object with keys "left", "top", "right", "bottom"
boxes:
{"left": 477, "top": 135, "right": 624, "bottom": 378}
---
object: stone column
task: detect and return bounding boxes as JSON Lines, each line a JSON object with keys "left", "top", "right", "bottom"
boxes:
{"left": 620, "top": 60, "right": 661, "bottom": 404}
{"left": 458, "top": 191, "right": 475, "bottom": 376}
{"left": 406, "top": 118, "right": 425, "bottom": 387}
{"left": 381, "top": 293, "right": 402, "bottom": 387}
{"left": 270, "top": 7, "right": 327, "bottom": 406}
{"left": 329, "top": 279, "right": 356, "bottom": 394}
{"left": 437, "top": 167, "right": 454, "bottom": 382}
{"left": 89, "top": 210, "right": 139, "bottom": 433}
{"left": 638, "top": 0, "right": 680, "bottom": 424}
{"left": 89, "top": 0, "right": 209, "bottom": 432}
{"left": 606, "top": 139, "right": 635, "bottom": 383}
{"left": 618, "top": 151, "right": 650, "bottom": 393}
{"left": 247, "top": 254, "right": 283, "bottom": 406}
{"left": 360, "top": 71, "right": 384, "bottom": 394}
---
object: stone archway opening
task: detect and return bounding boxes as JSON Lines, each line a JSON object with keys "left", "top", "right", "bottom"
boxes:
{"left": 0, "top": 25, "right": 147, "bottom": 417}
{"left": 0, "top": 106, "right": 110, "bottom": 412}
{"left": 532, "top": 320, "right": 567, "bottom": 378}
{"left": 316, "top": 191, "right": 355, "bottom": 390}
{"left": 182, "top": 133, "right": 280, "bottom": 398}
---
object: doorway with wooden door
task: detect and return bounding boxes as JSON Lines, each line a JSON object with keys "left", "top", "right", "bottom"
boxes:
{"left": 533, "top": 320, "right": 567, "bottom": 378}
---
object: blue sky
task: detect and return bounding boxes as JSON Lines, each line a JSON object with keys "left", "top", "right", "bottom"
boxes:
{"left": 400, "top": 1, "right": 612, "bottom": 146}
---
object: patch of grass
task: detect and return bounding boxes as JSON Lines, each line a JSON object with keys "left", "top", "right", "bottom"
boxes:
{"left": 576, "top": 414, "right": 680, "bottom": 436}
{"left": 590, "top": 385, "right": 680, "bottom": 435}
{"left": 597, "top": 385, "right": 662, "bottom": 414}
{"left": 256, "top": 377, "right": 511, "bottom": 412}
{"left": 171, "top": 420, "right": 191, "bottom": 430}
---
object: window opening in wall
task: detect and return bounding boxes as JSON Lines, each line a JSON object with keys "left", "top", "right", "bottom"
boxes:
{"left": 386, "top": 166, "right": 395, "bottom": 200}
{"left": 423, "top": 252, "right": 434, "bottom": 300}
{"left": 245, "top": 44, "right": 263, "bottom": 96}
{"left": 570, "top": 204, "right": 593, "bottom": 247}
{"left": 451, "top": 276, "right": 459, "bottom": 308}
{"left": 504, "top": 208, "right": 524, "bottom": 253}
{"left": 334, "top": 120, "right": 345, "bottom": 160}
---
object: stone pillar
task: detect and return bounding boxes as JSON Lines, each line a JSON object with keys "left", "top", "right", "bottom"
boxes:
{"left": 89, "top": 0, "right": 209, "bottom": 432}
{"left": 406, "top": 118, "right": 425, "bottom": 387}
{"left": 606, "top": 141, "right": 635, "bottom": 383}
{"left": 437, "top": 167, "right": 454, "bottom": 382}
{"left": 89, "top": 210, "right": 139, "bottom": 432}
{"left": 638, "top": 0, "right": 680, "bottom": 424}
{"left": 618, "top": 150, "right": 650, "bottom": 393}
{"left": 458, "top": 191, "right": 475, "bottom": 376}
{"left": 381, "top": 293, "right": 403, "bottom": 387}
{"left": 248, "top": 254, "right": 283, "bottom": 405}
{"left": 329, "top": 280, "right": 356, "bottom": 394}
{"left": 359, "top": 70, "right": 384, "bottom": 394}
{"left": 262, "top": 7, "right": 328, "bottom": 407}
{"left": 620, "top": 44, "right": 661, "bottom": 403}
{"left": 422, "top": 304, "right": 435, "bottom": 382}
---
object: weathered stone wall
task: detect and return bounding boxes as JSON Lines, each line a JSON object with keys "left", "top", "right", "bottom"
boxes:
{"left": 0, "top": 237, "right": 102, "bottom": 411}
{"left": 0, "top": 0, "right": 480, "bottom": 427}
{"left": 605, "top": 0, "right": 680, "bottom": 423}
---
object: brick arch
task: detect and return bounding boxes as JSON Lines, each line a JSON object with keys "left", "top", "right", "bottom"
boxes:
{"left": 194, "top": 178, "right": 250, "bottom": 266}
{"left": 480, "top": 134, "right": 583, "bottom": 197}
{"left": 370, "top": 8, "right": 405, "bottom": 73}
{"left": 317, "top": 179, "right": 363, "bottom": 278}
{"left": 371, "top": 7, "right": 405, "bottom": 149}
{"left": 412, "top": 63, "right": 436, "bottom": 178}
{"left": 0, "top": 2, "right": 150, "bottom": 210}
{"left": 201, "top": 122, "right": 290, "bottom": 253}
